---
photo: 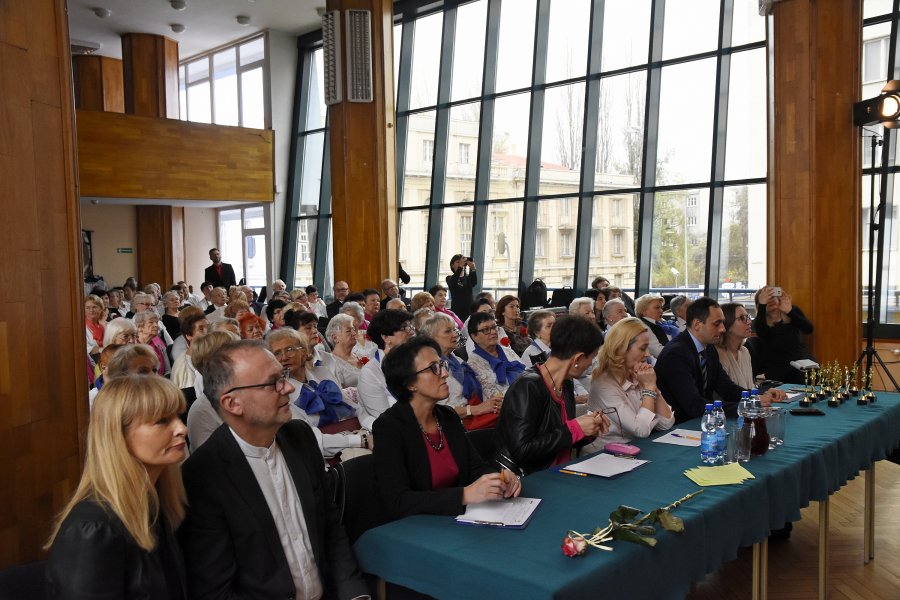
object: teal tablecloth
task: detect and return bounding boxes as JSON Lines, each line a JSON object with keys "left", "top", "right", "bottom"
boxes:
{"left": 354, "top": 393, "right": 900, "bottom": 600}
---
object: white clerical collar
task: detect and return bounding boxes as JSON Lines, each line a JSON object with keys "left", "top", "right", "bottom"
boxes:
{"left": 229, "top": 427, "right": 277, "bottom": 460}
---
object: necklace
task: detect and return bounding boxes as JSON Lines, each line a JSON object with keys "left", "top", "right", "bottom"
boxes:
{"left": 418, "top": 413, "right": 445, "bottom": 451}
{"left": 542, "top": 364, "right": 564, "bottom": 396}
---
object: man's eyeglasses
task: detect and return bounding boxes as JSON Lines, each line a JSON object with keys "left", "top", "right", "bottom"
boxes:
{"left": 272, "top": 346, "right": 307, "bottom": 359}
{"left": 416, "top": 359, "right": 450, "bottom": 377}
{"left": 476, "top": 325, "right": 499, "bottom": 335}
{"left": 223, "top": 368, "right": 291, "bottom": 396}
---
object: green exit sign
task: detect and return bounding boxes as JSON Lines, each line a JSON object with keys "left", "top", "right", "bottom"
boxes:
{"left": 116, "top": 247, "right": 133, "bottom": 254}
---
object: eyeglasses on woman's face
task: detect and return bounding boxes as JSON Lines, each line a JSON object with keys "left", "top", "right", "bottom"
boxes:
{"left": 415, "top": 358, "right": 450, "bottom": 377}
{"left": 272, "top": 345, "right": 307, "bottom": 360}
{"left": 223, "top": 368, "right": 292, "bottom": 395}
{"left": 476, "top": 324, "right": 499, "bottom": 336}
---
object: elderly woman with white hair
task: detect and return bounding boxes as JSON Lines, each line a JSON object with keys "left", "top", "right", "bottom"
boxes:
{"left": 341, "top": 301, "right": 377, "bottom": 360}
{"left": 160, "top": 291, "right": 183, "bottom": 341}
{"left": 125, "top": 292, "right": 154, "bottom": 319}
{"left": 634, "top": 293, "right": 671, "bottom": 360}
{"left": 324, "top": 314, "right": 363, "bottom": 387}
{"left": 133, "top": 310, "right": 170, "bottom": 376}
{"left": 102, "top": 317, "right": 137, "bottom": 348}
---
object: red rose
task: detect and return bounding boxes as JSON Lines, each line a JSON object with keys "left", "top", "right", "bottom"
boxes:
{"left": 562, "top": 534, "right": 587, "bottom": 558}
{"left": 520, "top": 325, "right": 528, "bottom": 336}
{"left": 359, "top": 357, "right": 370, "bottom": 366}
{"left": 500, "top": 337, "right": 510, "bottom": 347}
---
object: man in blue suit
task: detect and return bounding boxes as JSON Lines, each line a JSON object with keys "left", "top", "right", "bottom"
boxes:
{"left": 655, "top": 296, "right": 784, "bottom": 424}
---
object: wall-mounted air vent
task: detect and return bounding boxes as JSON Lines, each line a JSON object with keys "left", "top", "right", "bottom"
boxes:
{"left": 345, "top": 9, "right": 373, "bottom": 103}
{"left": 322, "top": 10, "right": 342, "bottom": 106}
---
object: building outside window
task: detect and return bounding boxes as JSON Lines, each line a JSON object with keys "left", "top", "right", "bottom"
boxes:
{"left": 423, "top": 139, "right": 434, "bottom": 164}
{"left": 459, "top": 142, "right": 471, "bottom": 164}
{"left": 560, "top": 230, "right": 573, "bottom": 257}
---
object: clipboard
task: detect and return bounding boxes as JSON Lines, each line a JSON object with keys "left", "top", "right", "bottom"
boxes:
{"left": 455, "top": 497, "right": 541, "bottom": 529}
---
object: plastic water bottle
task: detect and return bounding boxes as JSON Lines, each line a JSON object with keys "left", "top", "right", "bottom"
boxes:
{"left": 713, "top": 400, "right": 726, "bottom": 465}
{"left": 700, "top": 404, "right": 718, "bottom": 464}
{"left": 737, "top": 391, "right": 750, "bottom": 429}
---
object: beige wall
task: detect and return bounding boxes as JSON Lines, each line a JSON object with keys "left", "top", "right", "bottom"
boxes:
{"left": 80, "top": 201, "right": 137, "bottom": 285}
{"left": 184, "top": 207, "right": 218, "bottom": 289}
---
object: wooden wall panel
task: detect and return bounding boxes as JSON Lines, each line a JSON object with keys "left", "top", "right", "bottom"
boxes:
{"left": 769, "top": 0, "right": 862, "bottom": 367}
{"left": 327, "top": 0, "right": 398, "bottom": 291}
{"left": 136, "top": 206, "right": 176, "bottom": 288}
{"left": 0, "top": 0, "right": 88, "bottom": 567}
{"left": 76, "top": 109, "right": 274, "bottom": 202}
{"left": 73, "top": 55, "right": 124, "bottom": 113}
{"left": 122, "top": 33, "right": 178, "bottom": 119}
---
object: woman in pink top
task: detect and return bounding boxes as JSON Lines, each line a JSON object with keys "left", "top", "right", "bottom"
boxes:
{"left": 428, "top": 284, "right": 464, "bottom": 330}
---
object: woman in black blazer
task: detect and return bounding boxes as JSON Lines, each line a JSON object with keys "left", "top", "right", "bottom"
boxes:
{"left": 45, "top": 375, "right": 188, "bottom": 600}
{"left": 375, "top": 337, "right": 521, "bottom": 521}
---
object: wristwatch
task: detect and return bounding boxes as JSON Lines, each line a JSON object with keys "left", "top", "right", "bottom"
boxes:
{"left": 466, "top": 405, "right": 472, "bottom": 417}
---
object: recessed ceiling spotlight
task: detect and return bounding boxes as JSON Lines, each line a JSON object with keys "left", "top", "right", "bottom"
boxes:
{"left": 170, "top": 0, "right": 187, "bottom": 10}
{"left": 236, "top": 15, "right": 251, "bottom": 25}
{"left": 92, "top": 7, "right": 111, "bottom": 18}
{"left": 170, "top": 23, "right": 186, "bottom": 33}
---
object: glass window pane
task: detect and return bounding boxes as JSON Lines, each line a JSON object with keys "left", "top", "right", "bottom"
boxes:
{"left": 589, "top": 194, "right": 638, "bottom": 290}
{"left": 490, "top": 93, "right": 531, "bottom": 198}
{"left": 399, "top": 209, "right": 430, "bottom": 290}
{"left": 299, "top": 132, "right": 325, "bottom": 215}
{"left": 656, "top": 58, "right": 717, "bottom": 185}
{"left": 243, "top": 205, "right": 264, "bottom": 229}
{"left": 481, "top": 202, "right": 524, "bottom": 294}
{"left": 496, "top": 0, "right": 537, "bottom": 92}
{"left": 445, "top": 103, "right": 481, "bottom": 202}
{"left": 218, "top": 209, "right": 243, "bottom": 276}
{"left": 724, "top": 49, "right": 766, "bottom": 180}
{"left": 731, "top": 0, "right": 766, "bottom": 47}
{"left": 600, "top": 0, "right": 651, "bottom": 72}
{"left": 187, "top": 82, "right": 211, "bottom": 124}
{"left": 439, "top": 206, "right": 475, "bottom": 280}
{"left": 661, "top": 0, "right": 721, "bottom": 60}
{"left": 305, "top": 48, "right": 327, "bottom": 130}
{"left": 717, "top": 184, "right": 767, "bottom": 310}
{"left": 409, "top": 13, "right": 443, "bottom": 110}
{"left": 213, "top": 49, "right": 239, "bottom": 126}
{"left": 239, "top": 36, "right": 265, "bottom": 66}
{"left": 532, "top": 198, "right": 577, "bottom": 288}
{"left": 451, "top": 0, "right": 487, "bottom": 101}
{"left": 650, "top": 189, "right": 709, "bottom": 293}
{"left": 539, "top": 83, "right": 584, "bottom": 195}
{"left": 402, "top": 111, "right": 436, "bottom": 207}
{"left": 294, "top": 219, "right": 317, "bottom": 287}
{"left": 863, "top": 23, "right": 891, "bottom": 88}
{"left": 186, "top": 58, "right": 209, "bottom": 84}
{"left": 596, "top": 71, "right": 646, "bottom": 186}
{"left": 545, "top": 0, "right": 590, "bottom": 83}
{"left": 864, "top": 0, "right": 894, "bottom": 20}
{"left": 241, "top": 67, "right": 265, "bottom": 128}
{"left": 244, "top": 233, "right": 267, "bottom": 289}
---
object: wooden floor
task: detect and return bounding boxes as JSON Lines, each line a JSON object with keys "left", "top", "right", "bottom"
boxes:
{"left": 687, "top": 460, "right": 900, "bottom": 600}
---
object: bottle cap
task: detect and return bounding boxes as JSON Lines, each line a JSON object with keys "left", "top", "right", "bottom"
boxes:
{"left": 741, "top": 390, "right": 750, "bottom": 398}
{"left": 713, "top": 400, "right": 723, "bottom": 407}
{"left": 705, "top": 403, "right": 713, "bottom": 410}
{"left": 751, "top": 388, "right": 759, "bottom": 395}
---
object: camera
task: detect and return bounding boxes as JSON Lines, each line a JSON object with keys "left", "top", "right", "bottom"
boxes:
{"left": 772, "top": 286, "right": 782, "bottom": 297}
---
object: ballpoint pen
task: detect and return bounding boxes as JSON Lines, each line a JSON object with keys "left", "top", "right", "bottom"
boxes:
{"left": 671, "top": 433, "right": 701, "bottom": 441}
{"left": 559, "top": 469, "right": 588, "bottom": 477}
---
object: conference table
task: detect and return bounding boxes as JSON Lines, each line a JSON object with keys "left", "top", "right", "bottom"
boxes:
{"left": 354, "top": 392, "right": 900, "bottom": 600}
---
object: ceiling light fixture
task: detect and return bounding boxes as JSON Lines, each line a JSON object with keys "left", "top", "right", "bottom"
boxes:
{"left": 170, "top": 23, "right": 186, "bottom": 33}
{"left": 92, "top": 7, "right": 111, "bottom": 18}
{"left": 236, "top": 15, "right": 251, "bottom": 26}
{"left": 170, "top": 0, "right": 187, "bottom": 10}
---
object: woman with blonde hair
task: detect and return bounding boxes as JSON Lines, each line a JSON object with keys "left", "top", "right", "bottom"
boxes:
{"left": 84, "top": 294, "right": 106, "bottom": 356}
{"left": 634, "top": 293, "right": 671, "bottom": 360}
{"left": 411, "top": 291, "right": 436, "bottom": 313}
{"left": 46, "top": 375, "right": 188, "bottom": 599}
{"left": 586, "top": 317, "right": 674, "bottom": 449}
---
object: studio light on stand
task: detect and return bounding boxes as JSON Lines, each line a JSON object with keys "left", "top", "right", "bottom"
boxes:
{"left": 852, "top": 80, "right": 900, "bottom": 393}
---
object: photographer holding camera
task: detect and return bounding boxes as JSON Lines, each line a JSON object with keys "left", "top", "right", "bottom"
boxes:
{"left": 446, "top": 254, "right": 478, "bottom": 322}
{"left": 752, "top": 285, "right": 815, "bottom": 384}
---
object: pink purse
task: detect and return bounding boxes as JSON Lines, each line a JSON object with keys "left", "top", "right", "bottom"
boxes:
{"left": 604, "top": 442, "right": 641, "bottom": 457}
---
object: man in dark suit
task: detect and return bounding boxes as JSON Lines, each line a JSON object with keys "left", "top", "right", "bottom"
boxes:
{"left": 379, "top": 278, "right": 411, "bottom": 311}
{"left": 203, "top": 248, "right": 237, "bottom": 290}
{"left": 180, "top": 340, "right": 369, "bottom": 600}
{"left": 655, "top": 296, "right": 784, "bottom": 424}
{"left": 326, "top": 280, "right": 351, "bottom": 320}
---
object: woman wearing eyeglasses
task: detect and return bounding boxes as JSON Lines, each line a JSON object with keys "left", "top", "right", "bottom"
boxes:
{"left": 583, "top": 317, "right": 674, "bottom": 452}
{"left": 324, "top": 314, "right": 363, "bottom": 388}
{"left": 717, "top": 302, "right": 757, "bottom": 389}
{"left": 466, "top": 312, "right": 526, "bottom": 405}
{"left": 375, "top": 336, "right": 521, "bottom": 520}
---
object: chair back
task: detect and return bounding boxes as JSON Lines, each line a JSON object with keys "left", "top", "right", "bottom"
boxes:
{"left": 466, "top": 427, "right": 497, "bottom": 462}
{"left": 332, "top": 454, "right": 387, "bottom": 542}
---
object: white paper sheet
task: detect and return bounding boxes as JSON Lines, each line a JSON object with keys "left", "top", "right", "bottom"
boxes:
{"left": 564, "top": 453, "right": 649, "bottom": 477}
{"left": 455, "top": 497, "right": 541, "bottom": 528}
{"left": 653, "top": 428, "right": 703, "bottom": 447}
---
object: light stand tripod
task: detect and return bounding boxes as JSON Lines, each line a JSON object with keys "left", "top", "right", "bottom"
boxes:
{"left": 856, "top": 130, "right": 900, "bottom": 392}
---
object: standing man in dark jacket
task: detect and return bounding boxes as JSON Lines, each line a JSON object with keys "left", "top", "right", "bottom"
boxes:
{"left": 445, "top": 254, "right": 478, "bottom": 322}
{"left": 203, "top": 248, "right": 237, "bottom": 290}
{"left": 180, "top": 340, "right": 369, "bottom": 600}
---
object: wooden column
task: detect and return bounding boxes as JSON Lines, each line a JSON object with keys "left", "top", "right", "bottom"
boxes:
{"left": 72, "top": 55, "right": 124, "bottom": 112}
{"left": 136, "top": 206, "right": 184, "bottom": 287}
{"left": 769, "top": 0, "right": 862, "bottom": 366}
{"left": 0, "top": 0, "right": 89, "bottom": 566}
{"left": 121, "top": 33, "right": 179, "bottom": 119}
{"left": 326, "top": 0, "right": 397, "bottom": 290}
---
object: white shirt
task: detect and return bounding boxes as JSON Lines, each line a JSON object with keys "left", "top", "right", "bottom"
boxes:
{"left": 356, "top": 351, "right": 396, "bottom": 430}
{"left": 229, "top": 429, "right": 324, "bottom": 600}
{"left": 520, "top": 339, "right": 550, "bottom": 367}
